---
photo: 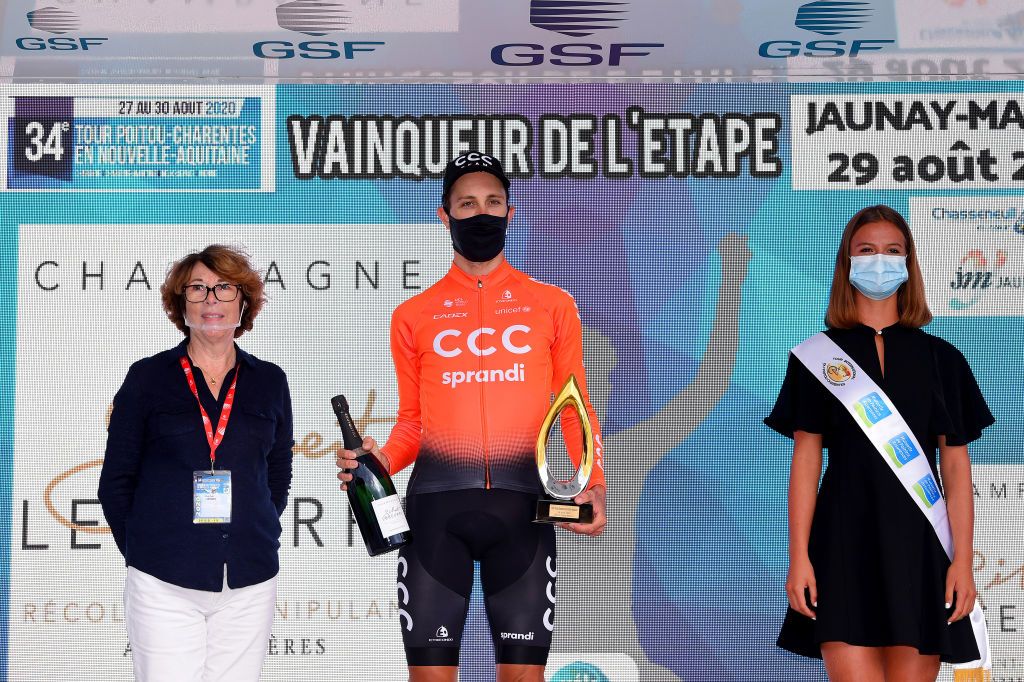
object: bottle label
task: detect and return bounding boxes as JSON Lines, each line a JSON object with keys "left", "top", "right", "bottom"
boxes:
{"left": 371, "top": 494, "right": 410, "bottom": 538}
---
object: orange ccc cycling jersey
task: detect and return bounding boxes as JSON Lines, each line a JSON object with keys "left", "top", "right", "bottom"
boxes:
{"left": 381, "top": 259, "right": 605, "bottom": 495}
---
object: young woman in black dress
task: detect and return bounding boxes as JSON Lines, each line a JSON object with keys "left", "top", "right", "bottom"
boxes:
{"left": 765, "top": 205, "right": 993, "bottom": 681}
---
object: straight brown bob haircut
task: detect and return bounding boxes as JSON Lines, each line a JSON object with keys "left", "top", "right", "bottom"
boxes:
{"left": 160, "top": 244, "right": 266, "bottom": 338}
{"left": 825, "top": 205, "right": 932, "bottom": 329}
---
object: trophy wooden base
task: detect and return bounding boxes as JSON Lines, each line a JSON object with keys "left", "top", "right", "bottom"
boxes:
{"left": 535, "top": 498, "right": 594, "bottom": 524}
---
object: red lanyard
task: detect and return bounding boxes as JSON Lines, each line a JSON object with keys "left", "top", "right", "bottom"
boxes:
{"left": 179, "top": 356, "right": 240, "bottom": 470}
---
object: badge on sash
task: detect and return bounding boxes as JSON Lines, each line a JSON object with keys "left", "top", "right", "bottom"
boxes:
{"left": 193, "top": 470, "right": 232, "bottom": 524}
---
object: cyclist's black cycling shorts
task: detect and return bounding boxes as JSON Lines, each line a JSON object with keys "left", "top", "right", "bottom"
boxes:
{"left": 395, "top": 488, "right": 557, "bottom": 667}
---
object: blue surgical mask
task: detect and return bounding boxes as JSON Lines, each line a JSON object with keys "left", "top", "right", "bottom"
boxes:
{"left": 849, "top": 254, "right": 908, "bottom": 300}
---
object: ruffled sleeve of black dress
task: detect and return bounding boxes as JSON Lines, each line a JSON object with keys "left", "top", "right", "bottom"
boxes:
{"left": 764, "top": 350, "right": 830, "bottom": 441}
{"left": 929, "top": 336, "right": 995, "bottom": 447}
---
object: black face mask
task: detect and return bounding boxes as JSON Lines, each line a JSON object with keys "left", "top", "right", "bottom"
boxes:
{"left": 447, "top": 211, "right": 508, "bottom": 262}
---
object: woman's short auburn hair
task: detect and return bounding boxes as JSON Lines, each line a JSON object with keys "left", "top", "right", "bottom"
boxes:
{"left": 825, "top": 205, "right": 932, "bottom": 329}
{"left": 160, "top": 244, "right": 266, "bottom": 338}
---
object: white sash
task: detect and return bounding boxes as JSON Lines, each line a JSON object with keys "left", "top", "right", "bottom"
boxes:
{"left": 792, "top": 332, "right": 991, "bottom": 678}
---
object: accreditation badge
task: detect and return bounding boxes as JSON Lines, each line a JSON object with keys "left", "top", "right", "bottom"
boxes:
{"left": 193, "top": 470, "right": 232, "bottom": 524}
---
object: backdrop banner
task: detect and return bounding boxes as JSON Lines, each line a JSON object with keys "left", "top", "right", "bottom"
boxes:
{"left": 1, "top": 81, "right": 1020, "bottom": 682}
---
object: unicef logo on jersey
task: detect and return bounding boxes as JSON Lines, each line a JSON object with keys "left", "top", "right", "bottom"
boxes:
{"left": 550, "top": 661, "right": 611, "bottom": 682}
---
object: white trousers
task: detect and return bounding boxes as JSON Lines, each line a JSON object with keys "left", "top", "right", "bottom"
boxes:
{"left": 124, "top": 566, "right": 277, "bottom": 682}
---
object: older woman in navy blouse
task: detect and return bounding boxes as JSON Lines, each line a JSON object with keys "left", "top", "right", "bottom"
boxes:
{"left": 99, "top": 244, "right": 293, "bottom": 682}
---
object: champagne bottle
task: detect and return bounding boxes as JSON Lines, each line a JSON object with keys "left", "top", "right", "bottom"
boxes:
{"left": 331, "top": 395, "right": 411, "bottom": 556}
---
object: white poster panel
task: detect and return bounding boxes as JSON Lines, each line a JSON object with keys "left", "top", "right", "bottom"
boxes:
{"left": 12, "top": 223, "right": 451, "bottom": 681}
{"left": 969, "top": 465, "right": 1024, "bottom": 680}
{"left": 791, "top": 93, "right": 1024, "bottom": 191}
{"left": 895, "top": 0, "right": 1024, "bottom": 50}
{"left": 908, "top": 196, "right": 1024, "bottom": 317}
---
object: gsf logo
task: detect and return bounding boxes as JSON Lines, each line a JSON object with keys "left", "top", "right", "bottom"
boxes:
{"left": 252, "top": 41, "right": 384, "bottom": 59}
{"left": 758, "top": 0, "right": 894, "bottom": 58}
{"left": 254, "top": 0, "right": 383, "bottom": 60}
{"left": 16, "top": 37, "right": 107, "bottom": 51}
{"left": 758, "top": 39, "right": 893, "bottom": 58}
{"left": 432, "top": 326, "right": 532, "bottom": 358}
{"left": 492, "top": 0, "right": 663, "bottom": 67}
{"left": 491, "top": 43, "right": 663, "bottom": 67}
{"left": 17, "top": 7, "right": 108, "bottom": 51}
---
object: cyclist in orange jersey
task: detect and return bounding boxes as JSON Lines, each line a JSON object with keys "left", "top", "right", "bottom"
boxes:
{"left": 337, "top": 151, "right": 605, "bottom": 682}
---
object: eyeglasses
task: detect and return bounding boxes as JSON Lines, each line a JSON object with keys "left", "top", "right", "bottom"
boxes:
{"left": 182, "top": 283, "right": 241, "bottom": 303}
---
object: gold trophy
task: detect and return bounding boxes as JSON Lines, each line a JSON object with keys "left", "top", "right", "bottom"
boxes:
{"left": 534, "top": 374, "right": 595, "bottom": 524}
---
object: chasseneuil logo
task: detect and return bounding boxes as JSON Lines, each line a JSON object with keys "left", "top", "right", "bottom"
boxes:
{"left": 529, "top": 0, "right": 628, "bottom": 38}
